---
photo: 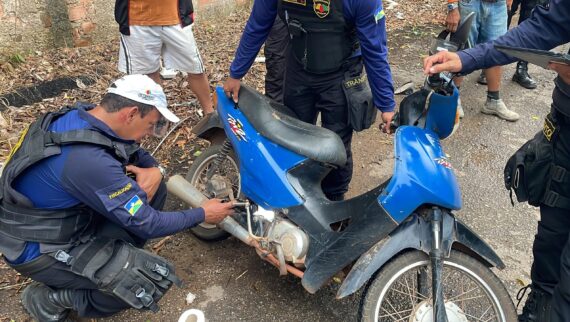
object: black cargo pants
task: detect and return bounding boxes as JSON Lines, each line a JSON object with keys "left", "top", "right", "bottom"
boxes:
{"left": 284, "top": 55, "right": 360, "bottom": 199}
{"left": 21, "top": 181, "right": 168, "bottom": 318}
{"left": 531, "top": 110, "right": 570, "bottom": 321}
{"left": 508, "top": 0, "right": 550, "bottom": 26}
{"left": 264, "top": 16, "right": 289, "bottom": 104}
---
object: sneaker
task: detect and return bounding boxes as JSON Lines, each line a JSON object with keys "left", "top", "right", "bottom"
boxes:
{"left": 482, "top": 98, "right": 520, "bottom": 122}
{"left": 477, "top": 71, "right": 487, "bottom": 85}
{"left": 457, "top": 97, "right": 464, "bottom": 118}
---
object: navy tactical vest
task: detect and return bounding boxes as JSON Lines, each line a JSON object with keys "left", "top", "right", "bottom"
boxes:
{"left": 0, "top": 107, "right": 139, "bottom": 244}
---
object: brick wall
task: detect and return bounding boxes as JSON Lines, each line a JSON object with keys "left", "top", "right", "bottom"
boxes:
{"left": 0, "top": 0, "right": 245, "bottom": 55}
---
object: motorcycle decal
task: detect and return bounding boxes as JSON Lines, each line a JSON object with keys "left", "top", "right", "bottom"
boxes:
{"left": 228, "top": 115, "right": 248, "bottom": 142}
{"left": 314, "top": 0, "right": 330, "bottom": 18}
{"left": 434, "top": 157, "right": 453, "bottom": 170}
{"left": 283, "top": 0, "right": 306, "bottom": 6}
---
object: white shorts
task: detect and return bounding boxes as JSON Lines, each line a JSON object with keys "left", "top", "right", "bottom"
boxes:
{"left": 118, "top": 25, "right": 205, "bottom": 75}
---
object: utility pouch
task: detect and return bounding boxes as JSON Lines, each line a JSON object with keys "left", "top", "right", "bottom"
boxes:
{"left": 55, "top": 238, "right": 182, "bottom": 312}
{"left": 342, "top": 69, "right": 376, "bottom": 132}
{"left": 504, "top": 115, "right": 558, "bottom": 206}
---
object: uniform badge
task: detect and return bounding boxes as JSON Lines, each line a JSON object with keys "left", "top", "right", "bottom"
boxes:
{"left": 543, "top": 114, "right": 557, "bottom": 141}
{"left": 125, "top": 195, "right": 143, "bottom": 216}
{"left": 314, "top": 0, "right": 330, "bottom": 18}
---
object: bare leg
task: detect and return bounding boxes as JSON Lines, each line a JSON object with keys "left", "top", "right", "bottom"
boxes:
{"left": 146, "top": 71, "right": 161, "bottom": 85}
{"left": 484, "top": 66, "right": 501, "bottom": 92}
{"left": 187, "top": 73, "right": 213, "bottom": 114}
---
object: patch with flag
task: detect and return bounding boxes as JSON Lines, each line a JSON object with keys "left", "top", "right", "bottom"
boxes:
{"left": 124, "top": 195, "right": 143, "bottom": 216}
{"left": 374, "top": 6, "right": 385, "bottom": 23}
{"left": 313, "top": 0, "right": 331, "bottom": 18}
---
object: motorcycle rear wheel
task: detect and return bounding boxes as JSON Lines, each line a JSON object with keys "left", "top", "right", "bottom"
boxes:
{"left": 185, "top": 144, "right": 240, "bottom": 241}
{"left": 359, "top": 250, "right": 516, "bottom": 322}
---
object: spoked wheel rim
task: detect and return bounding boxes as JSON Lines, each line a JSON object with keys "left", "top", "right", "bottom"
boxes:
{"left": 189, "top": 153, "right": 240, "bottom": 229}
{"left": 373, "top": 260, "right": 507, "bottom": 322}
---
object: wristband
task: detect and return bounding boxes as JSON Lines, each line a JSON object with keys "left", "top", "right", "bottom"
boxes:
{"left": 447, "top": 2, "right": 459, "bottom": 11}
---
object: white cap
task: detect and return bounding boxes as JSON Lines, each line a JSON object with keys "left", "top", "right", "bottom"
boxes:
{"left": 107, "top": 74, "right": 180, "bottom": 123}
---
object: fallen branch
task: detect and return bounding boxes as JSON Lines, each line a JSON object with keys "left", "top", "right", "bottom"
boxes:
{"left": 151, "top": 236, "right": 172, "bottom": 254}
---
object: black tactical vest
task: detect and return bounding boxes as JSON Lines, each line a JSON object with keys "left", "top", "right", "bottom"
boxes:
{"left": 278, "top": 0, "right": 358, "bottom": 74}
{"left": 0, "top": 107, "right": 140, "bottom": 244}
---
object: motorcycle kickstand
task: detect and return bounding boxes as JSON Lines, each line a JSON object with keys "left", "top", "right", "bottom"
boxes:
{"left": 430, "top": 207, "right": 448, "bottom": 322}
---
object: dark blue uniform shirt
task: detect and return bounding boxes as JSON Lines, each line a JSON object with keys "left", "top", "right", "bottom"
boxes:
{"left": 458, "top": 0, "right": 570, "bottom": 73}
{"left": 7, "top": 104, "right": 205, "bottom": 264}
{"left": 230, "top": 0, "right": 396, "bottom": 112}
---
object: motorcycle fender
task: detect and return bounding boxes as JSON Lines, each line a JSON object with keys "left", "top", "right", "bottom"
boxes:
{"left": 336, "top": 213, "right": 505, "bottom": 299}
{"left": 192, "top": 111, "right": 226, "bottom": 144}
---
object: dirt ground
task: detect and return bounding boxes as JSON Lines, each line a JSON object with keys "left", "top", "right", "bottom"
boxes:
{"left": 0, "top": 2, "right": 564, "bottom": 322}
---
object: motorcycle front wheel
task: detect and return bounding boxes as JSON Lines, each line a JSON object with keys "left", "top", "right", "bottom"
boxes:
{"left": 185, "top": 144, "right": 241, "bottom": 241}
{"left": 359, "top": 250, "right": 517, "bottom": 322}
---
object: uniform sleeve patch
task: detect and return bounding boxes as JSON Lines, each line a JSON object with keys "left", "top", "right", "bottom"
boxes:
{"left": 108, "top": 182, "right": 132, "bottom": 199}
{"left": 374, "top": 8, "right": 385, "bottom": 23}
{"left": 124, "top": 195, "right": 143, "bottom": 216}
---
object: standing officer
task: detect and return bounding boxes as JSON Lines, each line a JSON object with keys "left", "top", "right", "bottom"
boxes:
{"left": 0, "top": 75, "right": 234, "bottom": 321}
{"left": 224, "top": 0, "right": 395, "bottom": 201}
{"left": 424, "top": 0, "right": 570, "bottom": 320}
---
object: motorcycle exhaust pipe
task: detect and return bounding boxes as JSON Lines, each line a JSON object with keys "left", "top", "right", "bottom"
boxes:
{"left": 166, "top": 175, "right": 304, "bottom": 278}
{"left": 166, "top": 175, "right": 253, "bottom": 246}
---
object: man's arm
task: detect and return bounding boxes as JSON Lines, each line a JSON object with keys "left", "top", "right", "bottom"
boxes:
{"left": 458, "top": 0, "right": 570, "bottom": 74}
{"left": 229, "top": 0, "right": 279, "bottom": 80}
{"left": 349, "top": 0, "right": 395, "bottom": 113}
{"left": 61, "top": 146, "right": 205, "bottom": 240}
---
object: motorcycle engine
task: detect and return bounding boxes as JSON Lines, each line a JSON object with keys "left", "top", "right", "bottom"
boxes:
{"left": 253, "top": 207, "right": 309, "bottom": 266}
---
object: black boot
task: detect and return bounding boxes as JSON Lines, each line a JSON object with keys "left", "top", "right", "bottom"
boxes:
{"left": 513, "top": 61, "right": 537, "bottom": 89}
{"left": 517, "top": 285, "right": 552, "bottom": 322}
{"left": 21, "top": 283, "right": 74, "bottom": 322}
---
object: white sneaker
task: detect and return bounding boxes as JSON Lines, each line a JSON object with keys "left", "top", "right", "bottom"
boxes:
{"left": 482, "top": 98, "right": 519, "bottom": 122}
{"left": 160, "top": 67, "right": 178, "bottom": 79}
{"left": 457, "top": 97, "right": 464, "bottom": 118}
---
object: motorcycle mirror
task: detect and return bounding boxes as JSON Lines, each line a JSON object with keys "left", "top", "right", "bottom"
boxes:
{"left": 450, "top": 12, "right": 475, "bottom": 50}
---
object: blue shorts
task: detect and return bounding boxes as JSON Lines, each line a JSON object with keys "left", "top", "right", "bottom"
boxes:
{"left": 459, "top": 0, "right": 508, "bottom": 47}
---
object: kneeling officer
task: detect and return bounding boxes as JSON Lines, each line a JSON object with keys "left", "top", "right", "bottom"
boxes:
{"left": 0, "top": 75, "right": 234, "bottom": 321}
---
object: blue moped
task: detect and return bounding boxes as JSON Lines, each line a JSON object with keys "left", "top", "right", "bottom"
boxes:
{"left": 172, "top": 16, "right": 517, "bottom": 322}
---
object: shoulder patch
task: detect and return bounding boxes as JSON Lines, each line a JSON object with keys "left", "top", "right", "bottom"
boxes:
{"left": 124, "top": 195, "right": 143, "bottom": 216}
{"left": 109, "top": 182, "right": 132, "bottom": 199}
{"left": 374, "top": 7, "right": 385, "bottom": 23}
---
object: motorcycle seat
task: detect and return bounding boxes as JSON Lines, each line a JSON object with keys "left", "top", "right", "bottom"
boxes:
{"left": 238, "top": 85, "right": 347, "bottom": 167}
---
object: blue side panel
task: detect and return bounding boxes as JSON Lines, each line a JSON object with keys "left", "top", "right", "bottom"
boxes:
{"left": 379, "top": 126, "right": 462, "bottom": 223}
{"left": 425, "top": 86, "right": 459, "bottom": 140}
{"left": 215, "top": 87, "right": 305, "bottom": 209}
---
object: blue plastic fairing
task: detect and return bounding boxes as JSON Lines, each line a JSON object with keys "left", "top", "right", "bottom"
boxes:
{"left": 379, "top": 126, "right": 462, "bottom": 222}
{"left": 425, "top": 86, "right": 459, "bottom": 139}
{"left": 215, "top": 87, "right": 305, "bottom": 209}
